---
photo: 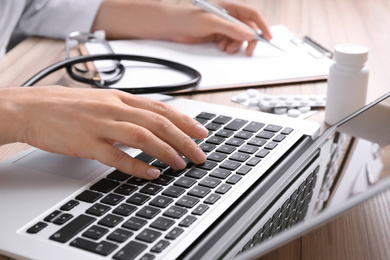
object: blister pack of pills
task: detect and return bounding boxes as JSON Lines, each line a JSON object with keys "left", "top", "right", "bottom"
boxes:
{"left": 231, "top": 89, "right": 327, "bottom": 119}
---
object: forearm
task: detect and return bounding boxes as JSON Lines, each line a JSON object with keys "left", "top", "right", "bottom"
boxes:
{"left": 91, "top": 0, "right": 183, "bottom": 41}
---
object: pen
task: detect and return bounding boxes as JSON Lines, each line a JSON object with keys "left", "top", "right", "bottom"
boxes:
{"left": 192, "top": 0, "right": 284, "bottom": 52}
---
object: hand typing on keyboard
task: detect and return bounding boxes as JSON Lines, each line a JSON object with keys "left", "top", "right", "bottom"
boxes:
{"left": 0, "top": 86, "right": 208, "bottom": 179}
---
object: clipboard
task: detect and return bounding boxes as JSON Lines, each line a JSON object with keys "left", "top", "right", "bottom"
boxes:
{"left": 85, "top": 25, "right": 334, "bottom": 93}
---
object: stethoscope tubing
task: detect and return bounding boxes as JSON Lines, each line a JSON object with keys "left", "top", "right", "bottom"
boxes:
{"left": 22, "top": 54, "right": 201, "bottom": 94}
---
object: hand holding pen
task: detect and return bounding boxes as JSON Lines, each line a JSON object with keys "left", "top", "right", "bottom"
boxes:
{"left": 191, "top": 0, "right": 275, "bottom": 56}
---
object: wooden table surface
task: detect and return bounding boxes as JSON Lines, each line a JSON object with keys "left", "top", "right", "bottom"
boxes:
{"left": 1, "top": 0, "right": 390, "bottom": 259}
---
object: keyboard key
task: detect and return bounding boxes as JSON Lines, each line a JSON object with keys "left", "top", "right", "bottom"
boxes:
{"left": 199, "top": 143, "right": 216, "bottom": 153}
{"left": 239, "top": 145, "right": 259, "bottom": 154}
{"left": 127, "top": 177, "right": 148, "bottom": 186}
{"left": 264, "top": 124, "right": 282, "bottom": 132}
{"left": 220, "top": 160, "right": 241, "bottom": 170}
{"left": 225, "top": 119, "right": 248, "bottom": 130}
{"left": 127, "top": 193, "right": 150, "bottom": 205}
{"left": 188, "top": 186, "right": 211, "bottom": 198}
{"left": 53, "top": 213, "right": 73, "bottom": 225}
{"left": 101, "top": 193, "right": 125, "bottom": 205}
{"left": 71, "top": 238, "right": 118, "bottom": 256}
{"left": 247, "top": 137, "right": 267, "bottom": 147}
{"left": 149, "top": 195, "right": 173, "bottom": 208}
{"left": 136, "top": 228, "right": 162, "bottom": 243}
{"left": 162, "top": 186, "right": 185, "bottom": 198}
{"left": 197, "top": 160, "right": 218, "bottom": 171}
{"left": 281, "top": 127, "right": 294, "bottom": 135}
{"left": 50, "top": 214, "right": 96, "bottom": 243}
{"left": 140, "top": 184, "right": 163, "bottom": 195}
{"left": 207, "top": 152, "right": 227, "bottom": 162}
{"left": 136, "top": 206, "right": 161, "bottom": 219}
{"left": 227, "top": 174, "right": 242, "bottom": 184}
{"left": 199, "top": 176, "right": 221, "bottom": 188}
{"left": 216, "top": 184, "right": 232, "bottom": 194}
{"left": 122, "top": 217, "right": 147, "bottom": 231}
{"left": 212, "top": 115, "right": 232, "bottom": 124}
{"left": 113, "top": 203, "right": 137, "bottom": 216}
{"left": 264, "top": 141, "right": 278, "bottom": 150}
{"left": 243, "top": 121, "right": 265, "bottom": 132}
{"left": 273, "top": 134, "right": 286, "bottom": 142}
{"left": 151, "top": 240, "right": 170, "bottom": 253}
{"left": 185, "top": 168, "right": 207, "bottom": 179}
{"left": 164, "top": 168, "right": 185, "bottom": 177}
{"left": 210, "top": 168, "right": 232, "bottom": 179}
{"left": 140, "top": 253, "right": 156, "bottom": 260}
{"left": 234, "top": 131, "right": 253, "bottom": 139}
{"left": 163, "top": 205, "right": 188, "bottom": 219}
{"left": 107, "top": 228, "right": 133, "bottom": 243}
{"left": 176, "top": 195, "right": 200, "bottom": 208}
{"left": 206, "top": 136, "right": 225, "bottom": 145}
{"left": 113, "top": 241, "right": 147, "bottom": 260}
{"left": 152, "top": 160, "right": 169, "bottom": 169}
{"left": 196, "top": 112, "right": 216, "bottom": 120}
{"left": 174, "top": 176, "right": 197, "bottom": 188}
{"left": 246, "top": 157, "right": 262, "bottom": 166}
{"left": 98, "top": 214, "right": 124, "bottom": 228}
{"left": 86, "top": 203, "right": 111, "bottom": 216}
{"left": 26, "top": 222, "right": 47, "bottom": 234}
{"left": 230, "top": 152, "right": 250, "bottom": 162}
{"left": 205, "top": 122, "right": 222, "bottom": 131}
{"left": 256, "top": 149, "right": 270, "bottom": 158}
{"left": 75, "top": 190, "right": 102, "bottom": 203}
{"left": 44, "top": 210, "right": 62, "bottom": 222}
{"left": 215, "top": 129, "right": 234, "bottom": 138}
{"left": 179, "top": 215, "right": 197, "bottom": 227}
{"left": 204, "top": 194, "right": 221, "bottom": 205}
{"left": 256, "top": 131, "right": 275, "bottom": 139}
{"left": 152, "top": 175, "right": 174, "bottom": 186}
{"left": 60, "top": 200, "right": 79, "bottom": 211}
{"left": 150, "top": 217, "right": 175, "bottom": 231}
{"left": 135, "top": 152, "right": 155, "bottom": 164}
{"left": 82, "top": 225, "right": 109, "bottom": 240}
{"left": 226, "top": 137, "right": 245, "bottom": 147}
{"left": 90, "top": 178, "right": 120, "bottom": 193}
{"left": 236, "top": 165, "right": 252, "bottom": 175}
{"left": 165, "top": 227, "right": 184, "bottom": 240}
{"left": 107, "top": 170, "right": 131, "bottom": 181}
{"left": 216, "top": 145, "right": 236, "bottom": 154}
{"left": 114, "top": 184, "right": 137, "bottom": 196}
{"left": 192, "top": 204, "right": 209, "bottom": 216}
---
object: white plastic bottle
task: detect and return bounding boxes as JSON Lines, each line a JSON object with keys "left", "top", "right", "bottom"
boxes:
{"left": 325, "top": 44, "right": 369, "bottom": 125}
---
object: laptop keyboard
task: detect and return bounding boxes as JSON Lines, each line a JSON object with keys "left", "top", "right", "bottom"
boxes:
{"left": 26, "top": 111, "right": 295, "bottom": 260}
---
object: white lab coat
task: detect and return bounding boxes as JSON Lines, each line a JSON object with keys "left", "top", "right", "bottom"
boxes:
{"left": 0, "top": 0, "right": 102, "bottom": 57}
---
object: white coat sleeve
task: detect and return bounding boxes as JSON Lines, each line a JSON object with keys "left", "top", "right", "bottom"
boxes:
{"left": 15, "top": 0, "right": 103, "bottom": 39}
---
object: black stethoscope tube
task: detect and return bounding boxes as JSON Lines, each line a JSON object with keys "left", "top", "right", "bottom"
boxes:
{"left": 22, "top": 54, "right": 201, "bottom": 94}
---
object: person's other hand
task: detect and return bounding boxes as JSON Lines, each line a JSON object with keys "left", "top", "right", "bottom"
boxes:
{"left": 169, "top": 0, "right": 272, "bottom": 57}
{"left": 0, "top": 86, "right": 208, "bottom": 179}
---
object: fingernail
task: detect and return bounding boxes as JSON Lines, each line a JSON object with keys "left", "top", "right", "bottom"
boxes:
{"left": 195, "top": 124, "right": 209, "bottom": 137}
{"left": 175, "top": 155, "right": 187, "bottom": 169}
{"left": 147, "top": 168, "right": 160, "bottom": 179}
{"left": 194, "top": 147, "right": 206, "bottom": 163}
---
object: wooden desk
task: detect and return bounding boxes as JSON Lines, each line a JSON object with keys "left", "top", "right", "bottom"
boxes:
{"left": 1, "top": 0, "right": 390, "bottom": 259}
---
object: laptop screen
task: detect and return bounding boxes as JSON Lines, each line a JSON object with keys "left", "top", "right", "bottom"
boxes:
{"left": 235, "top": 91, "right": 390, "bottom": 259}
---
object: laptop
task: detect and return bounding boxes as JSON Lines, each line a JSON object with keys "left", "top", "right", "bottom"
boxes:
{"left": 0, "top": 91, "right": 389, "bottom": 260}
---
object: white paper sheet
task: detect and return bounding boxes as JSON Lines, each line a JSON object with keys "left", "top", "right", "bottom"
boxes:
{"left": 85, "top": 25, "right": 334, "bottom": 92}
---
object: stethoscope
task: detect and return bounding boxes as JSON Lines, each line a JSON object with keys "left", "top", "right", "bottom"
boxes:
{"left": 22, "top": 31, "right": 201, "bottom": 94}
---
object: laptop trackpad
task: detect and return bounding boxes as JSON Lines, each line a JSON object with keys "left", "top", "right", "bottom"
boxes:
{"left": 13, "top": 149, "right": 103, "bottom": 180}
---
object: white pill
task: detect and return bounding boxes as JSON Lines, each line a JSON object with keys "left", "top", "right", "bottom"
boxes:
{"left": 237, "top": 93, "right": 248, "bottom": 102}
{"left": 287, "top": 109, "right": 301, "bottom": 117}
{"left": 274, "top": 107, "right": 287, "bottom": 114}
{"left": 249, "top": 98, "right": 259, "bottom": 106}
{"left": 298, "top": 106, "right": 311, "bottom": 113}
{"left": 246, "top": 88, "right": 259, "bottom": 97}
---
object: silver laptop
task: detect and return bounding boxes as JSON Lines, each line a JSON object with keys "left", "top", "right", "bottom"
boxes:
{"left": 0, "top": 92, "right": 388, "bottom": 260}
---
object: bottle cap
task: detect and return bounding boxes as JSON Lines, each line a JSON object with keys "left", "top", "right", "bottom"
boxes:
{"left": 333, "top": 44, "right": 368, "bottom": 65}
